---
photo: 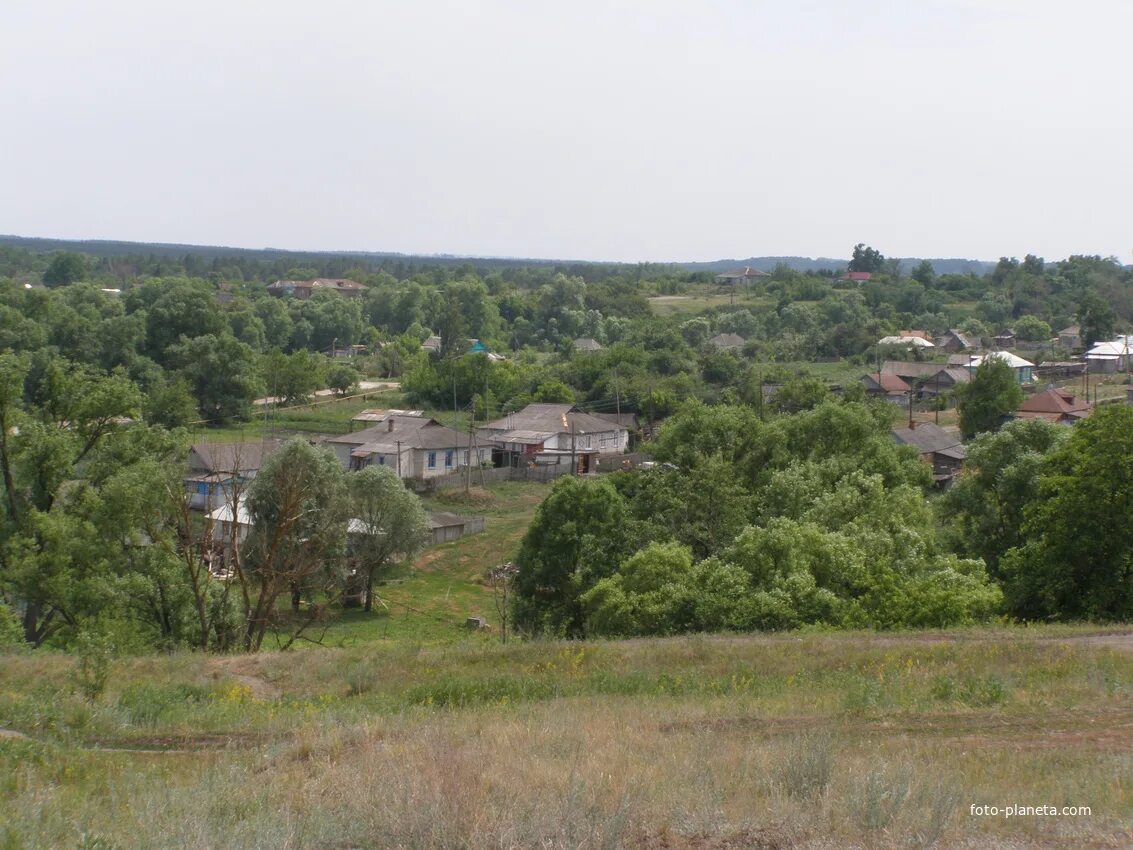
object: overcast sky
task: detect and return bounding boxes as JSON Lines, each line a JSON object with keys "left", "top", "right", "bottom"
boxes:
{"left": 3, "top": 1, "right": 1131, "bottom": 264}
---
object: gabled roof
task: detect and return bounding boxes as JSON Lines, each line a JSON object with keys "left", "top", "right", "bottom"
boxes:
{"left": 1086, "top": 340, "right": 1128, "bottom": 358}
{"left": 708, "top": 333, "right": 745, "bottom": 349}
{"left": 879, "top": 335, "right": 935, "bottom": 348}
{"left": 190, "top": 440, "right": 282, "bottom": 475}
{"left": 593, "top": 412, "right": 639, "bottom": 429}
{"left": 891, "top": 423, "right": 966, "bottom": 459}
{"left": 482, "top": 404, "right": 625, "bottom": 436}
{"left": 326, "top": 416, "right": 436, "bottom": 447}
{"left": 1017, "top": 388, "right": 1092, "bottom": 418}
{"left": 929, "top": 367, "right": 972, "bottom": 385}
{"left": 881, "top": 361, "right": 948, "bottom": 380}
{"left": 334, "top": 420, "right": 477, "bottom": 455}
{"left": 966, "top": 351, "right": 1034, "bottom": 369}
{"left": 939, "top": 329, "right": 976, "bottom": 348}
{"left": 573, "top": 337, "right": 604, "bottom": 351}
{"left": 862, "top": 372, "right": 911, "bottom": 393}
{"left": 841, "top": 271, "right": 872, "bottom": 281}
{"left": 351, "top": 408, "right": 425, "bottom": 424}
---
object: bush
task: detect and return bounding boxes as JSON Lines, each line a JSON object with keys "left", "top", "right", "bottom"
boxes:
{"left": 0, "top": 601, "right": 23, "bottom": 649}
{"left": 71, "top": 631, "right": 114, "bottom": 703}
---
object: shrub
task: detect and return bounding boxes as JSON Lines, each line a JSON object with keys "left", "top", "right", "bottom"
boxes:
{"left": 71, "top": 631, "right": 114, "bottom": 703}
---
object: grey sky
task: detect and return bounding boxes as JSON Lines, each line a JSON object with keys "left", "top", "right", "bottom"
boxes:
{"left": 3, "top": 1, "right": 1132, "bottom": 264}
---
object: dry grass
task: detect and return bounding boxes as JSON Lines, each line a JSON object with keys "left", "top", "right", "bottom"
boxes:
{"left": 2, "top": 628, "right": 1132, "bottom": 848}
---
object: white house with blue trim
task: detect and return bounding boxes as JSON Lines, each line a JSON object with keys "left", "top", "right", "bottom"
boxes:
{"left": 325, "top": 415, "right": 491, "bottom": 480}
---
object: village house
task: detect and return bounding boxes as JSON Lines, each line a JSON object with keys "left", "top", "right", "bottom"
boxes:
{"left": 880, "top": 360, "right": 949, "bottom": 386}
{"left": 964, "top": 351, "right": 1035, "bottom": 383}
{"left": 707, "top": 332, "right": 745, "bottom": 351}
{"left": 572, "top": 337, "right": 604, "bottom": 353}
{"left": 992, "top": 328, "right": 1017, "bottom": 348}
{"left": 1015, "top": 388, "right": 1092, "bottom": 424}
{"left": 325, "top": 416, "right": 491, "bottom": 479}
{"left": 209, "top": 500, "right": 483, "bottom": 554}
{"left": 266, "top": 278, "right": 366, "bottom": 299}
{"left": 890, "top": 422, "right": 966, "bottom": 487}
{"left": 349, "top": 408, "right": 425, "bottom": 430}
{"left": 479, "top": 403, "right": 629, "bottom": 472}
{"left": 919, "top": 367, "right": 971, "bottom": 397}
{"left": 840, "top": 271, "right": 872, "bottom": 282}
{"left": 184, "top": 440, "right": 281, "bottom": 511}
{"left": 1085, "top": 338, "right": 1131, "bottom": 373}
{"left": 861, "top": 372, "right": 911, "bottom": 403}
{"left": 935, "top": 329, "right": 977, "bottom": 352}
{"left": 713, "top": 267, "right": 768, "bottom": 286}
{"left": 1058, "top": 325, "right": 1083, "bottom": 349}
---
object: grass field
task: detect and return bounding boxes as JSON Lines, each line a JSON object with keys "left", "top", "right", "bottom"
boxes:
{"left": 2, "top": 628, "right": 1132, "bottom": 848}
{"left": 314, "top": 482, "right": 550, "bottom": 646}
{"left": 188, "top": 389, "right": 479, "bottom": 443}
{"left": 647, "top": 292, "right": 779, "bottom": 317}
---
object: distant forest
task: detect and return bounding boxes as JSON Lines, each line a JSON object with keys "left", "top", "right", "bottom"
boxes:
{"left": 0, "top": 234, "right": 997, "bottom": 281}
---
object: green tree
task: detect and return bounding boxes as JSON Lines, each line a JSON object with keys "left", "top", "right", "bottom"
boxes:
{"left": 848, "top": 244, "right": 885, "bottom": 274}
{"left": 347, "top": 466, "right": 429, "bottom": 612}
{"left": 170, "top": 334, "right": 261, "bottom": 423}
{"left": 326, "top": 362, "right": 361, "bottom": 397}
{"left": 42, "top": 252, "right": 88, "bottom": 286}
{"left": 911, "top": 260, "right": 935, "bottom": 285}
{"left": 1013, "top": 315, "right": 1052, "bottom": 342}
{"left": 512, "top": 476, "right": 631, "bottom": 637}
{"left": 263, "top": 349, "right": 326, "bottom": 405}
{"left": 1001, "top": 406, "right": 1133, "bottom": 620}
{"left": 581, "top": 542, "right": 697, "bottom": 636}
{"left": 241, "top": 440, "right": 349, "bottom": 651}
{"left": 956, "top": 358, "right": 1023, "bottom": 440}
{"left": 941, "top": 419, "right": 1065, "bottom": 578}
{"left": 1077, "top": 292, "right": 1117, "bottom": 348}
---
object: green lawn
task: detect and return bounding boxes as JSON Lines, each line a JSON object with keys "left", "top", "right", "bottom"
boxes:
{"left": 312, "top": 481, "right": 550, "bottom": 647}
{"left": 647, "top": 291, "right": 777, "bottom": 317}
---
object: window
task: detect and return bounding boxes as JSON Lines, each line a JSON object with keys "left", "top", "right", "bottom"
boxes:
{"left": 378, "top": 456, "right": 385, "bottom": 465}
{"left": 463, "top": 450, "right": 469, "bottom": 466}
{"left": 427, "top": 452, "right": 437, "bottom": 469}
{"left": 445, "top": 450, "right": 454, "bottom": 468}
{"left": 197, "top": 482, "right": 208, "bottom": 495}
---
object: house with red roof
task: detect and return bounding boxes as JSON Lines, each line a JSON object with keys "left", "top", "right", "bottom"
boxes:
{"left": 1015, "top": 388, "right": 1092, "bottom": 424}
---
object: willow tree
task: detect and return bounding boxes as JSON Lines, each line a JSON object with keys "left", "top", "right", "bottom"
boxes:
{"left": 240, "top": 439, "right": 348, "bottom": 651}
{"left": 347, "top": 465, "right": 429, "bottom": 612}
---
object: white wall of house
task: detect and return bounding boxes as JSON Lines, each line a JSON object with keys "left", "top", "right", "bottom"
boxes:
{"left": 541, "top": 428, "right": 627, "bottom": 453}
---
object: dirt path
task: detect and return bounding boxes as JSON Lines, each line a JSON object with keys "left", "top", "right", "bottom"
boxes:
{"left": 206, "top": 657, "right": 282, "bottom": 700}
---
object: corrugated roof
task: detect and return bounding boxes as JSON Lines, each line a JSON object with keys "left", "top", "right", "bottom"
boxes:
{"left": 863, "top": 372, "right": 911, "bottom": 392}
{"left": 891, "top": 423, "right": 966, "bottom": 458}
{"left": 483, "top": 404, "right": 624, "bottom": 436}
{"left": 190, "top": 439, "right": 282, "bottom": 474}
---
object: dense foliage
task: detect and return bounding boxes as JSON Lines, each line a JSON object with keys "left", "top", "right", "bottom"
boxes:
{"left": 2, "top": 240, "right": 1133, "bottom": 649}
{"left": 513, "top": 400, "right": 1002, "bottom": 637}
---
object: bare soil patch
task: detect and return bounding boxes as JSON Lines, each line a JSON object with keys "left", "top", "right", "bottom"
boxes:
{"left": 206, "top": 657, "right": 282, "bottom": 700}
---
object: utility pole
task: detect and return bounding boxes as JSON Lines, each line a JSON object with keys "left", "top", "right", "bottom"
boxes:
{"left": 465, "top": 412, "right": 474, "bottom": 496}
{"left": 934, "top": 370, "right": 940, "bottom": 425}
{"left": 396, "top": 440, "right": 402, "bottom": 478}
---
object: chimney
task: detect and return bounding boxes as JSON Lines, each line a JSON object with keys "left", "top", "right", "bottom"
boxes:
{"left": 387, "top": 418, "right": 395, "bottom": 432}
